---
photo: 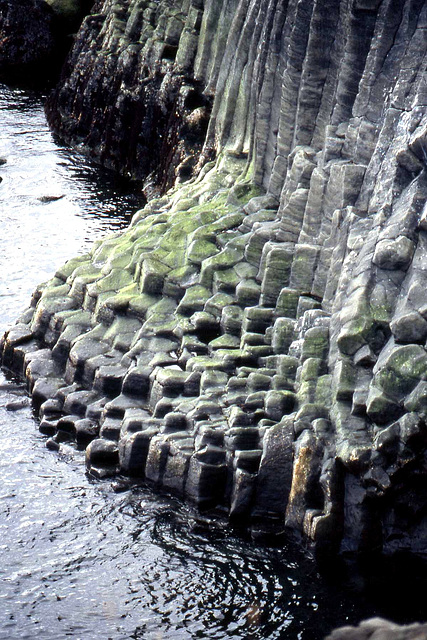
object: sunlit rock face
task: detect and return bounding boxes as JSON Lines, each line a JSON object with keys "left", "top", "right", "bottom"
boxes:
{"left": 2, "top": 0, "right": 427, "bottom": 559}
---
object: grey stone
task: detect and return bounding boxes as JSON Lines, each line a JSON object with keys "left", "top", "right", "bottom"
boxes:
{"left": 404, "top": 381, "right": 427, "bottom": 416}
{"left": 253, "top": 419, "right": 294, "bottom": 519}
{"left": 162, "top": 443, "right": 193, "bottom": 495}
{"left": 145, "top": 435, "right": 170, "bottom": 484}
{"left": 163, "top": 411, "right": 188, "bottom": 433}
{"left": 373, "top": 237, "right": 415, "bottom": 271}
{"left": 390, "top": 311, "right": 427, "bottom": 344}
{"left": 39, "top": 417, "right": 58, "bottom": 436}
{"left": 185, "top": 457, "right": 227, "bottom": 507}
{"left": 99, "top": 418, "right": 122, "bottom": 441}
{"left": 229, "top": 468, "right": 256, "bottom": 519}
{"left": 86, "top": 438, "right": 119, "bottom": 468}
{"left": 366, "top": 386, "right": 402, "bottom": 425}
{"left": 119, "top": 429, "right": 156, "bottom": 475}
{"left": 75, "top": 418, "right": 99, "bottom": 444}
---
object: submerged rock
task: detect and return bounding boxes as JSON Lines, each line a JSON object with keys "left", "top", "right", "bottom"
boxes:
{"left": 2, "top": 0, "right": 427, "bottom": 561}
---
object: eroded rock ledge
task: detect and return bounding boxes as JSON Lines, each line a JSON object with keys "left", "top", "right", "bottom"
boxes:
{"left": 2, "top": 0, "right": 427, "bottom": 559}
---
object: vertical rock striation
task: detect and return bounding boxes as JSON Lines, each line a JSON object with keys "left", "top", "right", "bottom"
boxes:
{"left": 46, "top": 0, "right": 215, "bottom": 192}
{"left": 2, "top": 0, "right": 427, "bottom": 559}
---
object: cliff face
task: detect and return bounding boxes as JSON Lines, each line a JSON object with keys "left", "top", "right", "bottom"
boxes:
{"left": 2, "top": 0, "right": 427, "bottom": 559}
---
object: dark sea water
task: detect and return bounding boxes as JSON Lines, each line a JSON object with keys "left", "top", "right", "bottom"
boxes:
{"left": 0, "top": 83, "right": 421, "bottom": 640}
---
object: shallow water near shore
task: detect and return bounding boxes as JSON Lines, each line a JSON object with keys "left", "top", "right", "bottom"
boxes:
{"left": 0, "top": 83, "right": 424, "bottom": 640}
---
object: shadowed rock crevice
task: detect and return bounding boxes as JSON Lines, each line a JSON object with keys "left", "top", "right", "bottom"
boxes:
{"left": 0, "top": 0, "right": 95, "bottom": 86}
{"left": 2, "top": 0, "right": 427, "bottom": 561}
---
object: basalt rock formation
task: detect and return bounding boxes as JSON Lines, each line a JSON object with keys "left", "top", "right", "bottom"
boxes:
{"left": 2, "top": 0, "right": 427, "bottom": 559}
{"left": 45, "top": 0, "right": 215, "bottom": 192}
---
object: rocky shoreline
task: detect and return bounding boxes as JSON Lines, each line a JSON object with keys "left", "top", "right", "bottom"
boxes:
{"left": 1, "top": 0, "right": 427, "bottom": 569}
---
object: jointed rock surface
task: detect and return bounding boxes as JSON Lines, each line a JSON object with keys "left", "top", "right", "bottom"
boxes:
{"left": 1, "top": 0, "right": 427, "bottom": 559}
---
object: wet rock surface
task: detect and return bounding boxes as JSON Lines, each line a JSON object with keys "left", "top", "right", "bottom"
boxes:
{"left": 2, "top": 0, "right": 427, "bottom": 563}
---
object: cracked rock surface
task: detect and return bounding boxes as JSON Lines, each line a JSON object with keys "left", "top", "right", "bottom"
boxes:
{"left": 2, "top": 0, "right": 427, "bottom": 558}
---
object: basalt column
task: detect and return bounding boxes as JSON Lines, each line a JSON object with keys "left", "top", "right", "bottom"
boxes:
{"left": 2, "top": 0, "right": 427, "bottom": 559}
